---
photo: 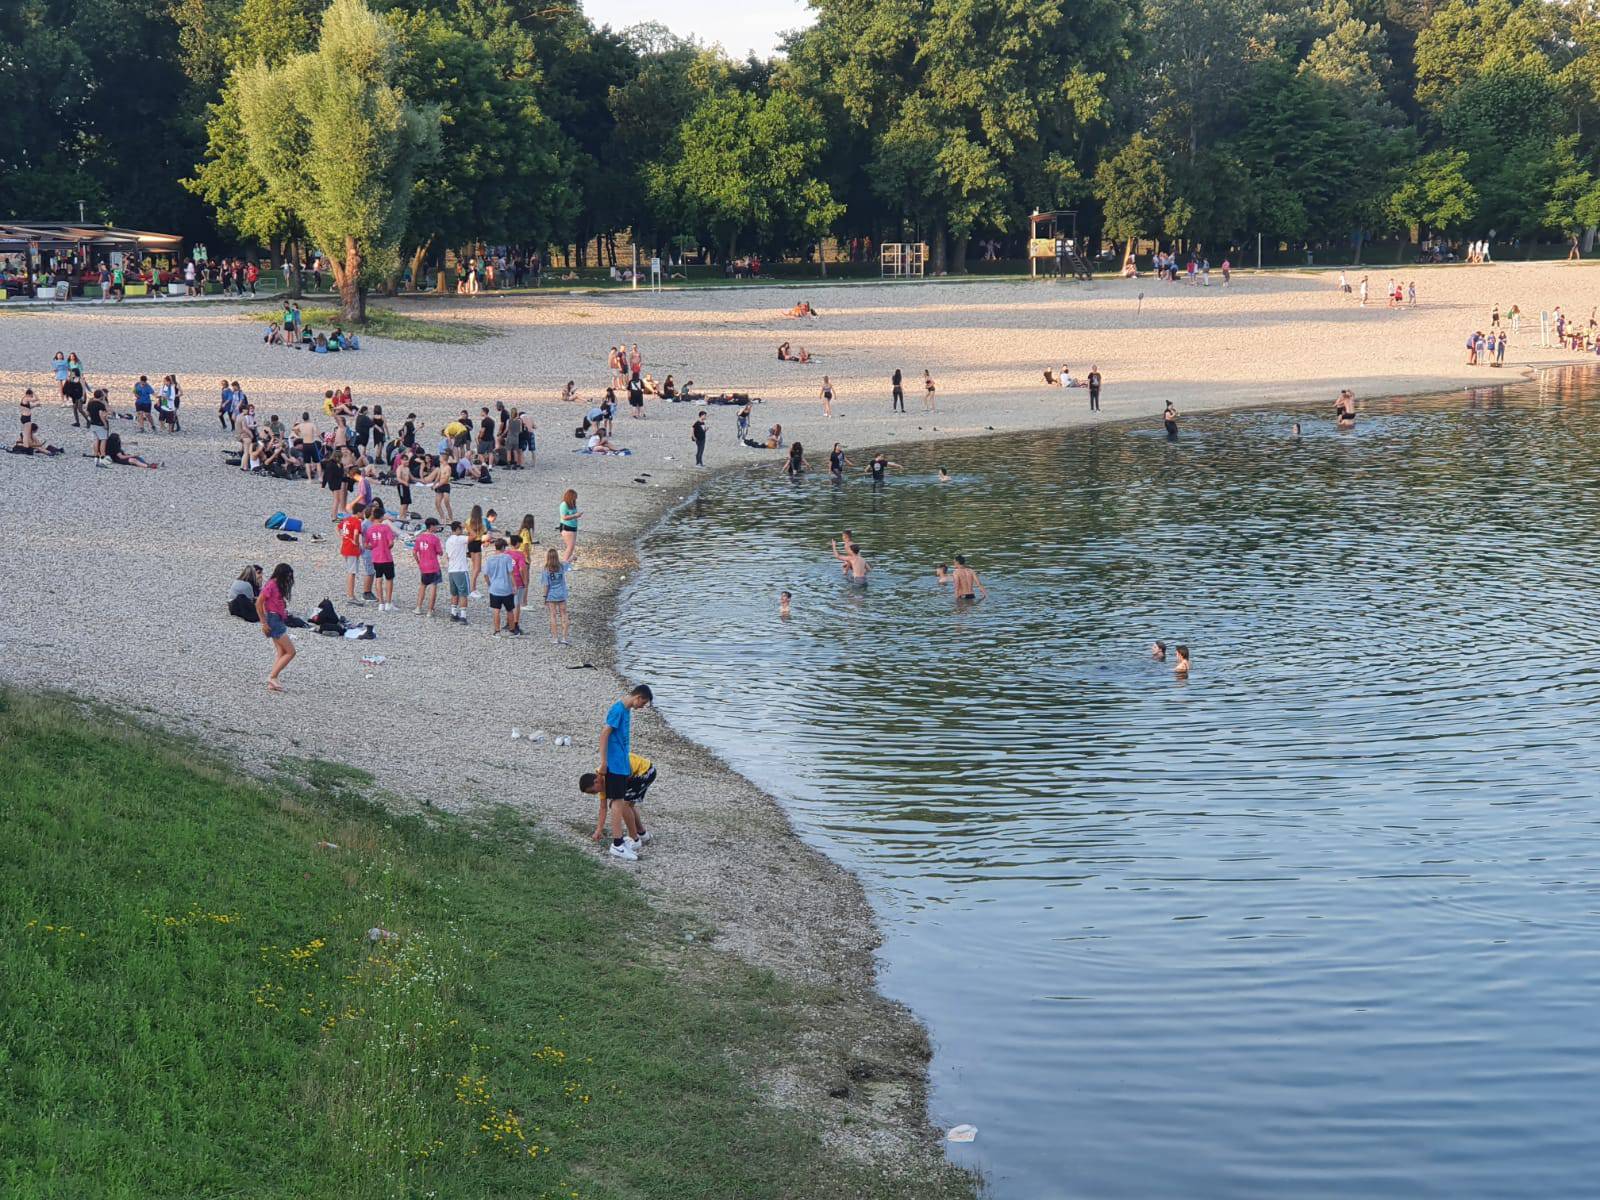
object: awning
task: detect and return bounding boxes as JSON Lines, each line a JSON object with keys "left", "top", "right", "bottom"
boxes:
{"left": 0, "top": 222, "right": 183, "bottom": 252}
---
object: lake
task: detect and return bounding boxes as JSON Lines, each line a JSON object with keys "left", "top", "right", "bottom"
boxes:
{"left": 618, "top": 367, "right": 1600, "bottom": 1199}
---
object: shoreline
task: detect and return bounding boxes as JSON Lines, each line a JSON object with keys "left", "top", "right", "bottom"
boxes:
{"left": 3, "top": 268, "right": 1597, "bottom": 1190}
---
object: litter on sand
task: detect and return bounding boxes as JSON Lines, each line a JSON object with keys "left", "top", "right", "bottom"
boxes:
{"left": 946, "top": 1125, "right": 978, "bottom": 1143}
{"left": 360, "top": 655, "right": 386, "bottom": 666}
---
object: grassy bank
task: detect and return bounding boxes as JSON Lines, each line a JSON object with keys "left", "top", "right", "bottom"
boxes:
{"left": 0, "top": 690, "right": 973, "bottom": 1200}
{"left": 297, "top": 305, "right": 494, "bottom": 343}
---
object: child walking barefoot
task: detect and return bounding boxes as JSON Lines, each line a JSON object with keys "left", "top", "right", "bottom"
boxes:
{"left": 540, "top": 548, "right": 571, "bottom": 644}
{"left": 256, "top": 563, "right": 296, "bottom": 692}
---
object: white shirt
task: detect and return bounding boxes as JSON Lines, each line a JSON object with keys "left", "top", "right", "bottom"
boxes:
{"left": 444, "top": 534, "right": 470, "bottom": 573}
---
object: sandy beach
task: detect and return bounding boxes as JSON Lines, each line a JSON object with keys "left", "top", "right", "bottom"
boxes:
{"left": 2, "top": 261, "right": 1596, "bottom": 1178}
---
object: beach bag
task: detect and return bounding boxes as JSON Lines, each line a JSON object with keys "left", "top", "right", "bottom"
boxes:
{"left": 264, "top": 512, "right": 304, "bottom": 533}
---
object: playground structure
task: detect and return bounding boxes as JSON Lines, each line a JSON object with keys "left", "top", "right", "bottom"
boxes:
{"left": 880, "top": 242, "right": 928, "bottom": 279}
{"left": 1028, "top": 210, "right": 1092, "bottom": 280}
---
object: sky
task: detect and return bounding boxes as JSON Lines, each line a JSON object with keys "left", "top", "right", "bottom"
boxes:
{"left": 582, "top": 0, "right": 812, "bottom": 59}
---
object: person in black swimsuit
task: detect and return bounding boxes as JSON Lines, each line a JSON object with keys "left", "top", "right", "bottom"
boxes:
{"left": 1163, "top": 402, "right": 1178, "bottom": 440}
{"left": 828, "top": 443, "right": 851, "bottom": 481}
{"left": 891, "top": 369, "right": 905, "bottom": 413}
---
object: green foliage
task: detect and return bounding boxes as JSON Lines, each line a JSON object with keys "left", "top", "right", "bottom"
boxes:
{"left": 1094, "top": 132, "right": 1187, "bottom": 245}
{"left": 648, "top": 89, "right": 843, "bottom": 258}
{"left": 1387, "top": 148, "right": 1477, "bottom": 233}
{"left": 0, "top": 689, "right": 978, "bottom": 1200}
{"left": 234, "top": 0, "right": 439, "bottom": 320}
{"left": 294, "top": 305, "right": 495, "bottom": 343}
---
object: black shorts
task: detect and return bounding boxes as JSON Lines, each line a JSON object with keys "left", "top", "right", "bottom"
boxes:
{"left": 467, "top": 539, "right": 482, "bottom": 555}
{"left": 420, "top": 570, "right": 441, "bottom": 586}
{"left": 396, "top": 485, "right": 412, "bottom": 504}
{"left": 603, "top": 772, "right": 634, "bottom": 801}
{"left": 489, "top": 592, "right": 514, "bottom": 610}
{"left": 373, "top": 561, "right": 395, "bottom": 580}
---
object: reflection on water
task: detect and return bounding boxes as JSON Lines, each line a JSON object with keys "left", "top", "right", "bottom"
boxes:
{"left": 619, "top": 368, "right": 1600, "bottom": 1199}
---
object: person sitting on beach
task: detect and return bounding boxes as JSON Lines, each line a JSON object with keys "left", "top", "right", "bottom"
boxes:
{"left": 229, "top": 565, "right": 263, "bottom": 622}
{"left": 785, "top": 300, "right": 818, "bottom": 318}
{"left": 778, "top": 341, "right": 794, "bottom": 361}
{"left": 831, "top": 538, "right": 870, "bottom": 584}
{"left": 265, "top": 321, "right": 283, "bottom": 345}
{"left": 561, "top": 380, "right": 579, "bottom": 404}
{"left": 796, "top": 346, "right": 812, "bottom": 363}
{"left": 766, "top": 422, "right": 784, "bottom": 449}
{"left": 11, "top": 422, "right": 63, "bottom": 456}
{"left": 586, "top": 431, "right": 622, "bottom": 454}
{"left": 102, "top": 431, "right": 159, "bottom": 469}
{"left": 313, "top": 333, "right": 330, "bottom": 354}
{"left": 661, "top": 375, "right": 677, "bottom": 400}
{"left": 642, "top": 373, "right": 660, "bottom": 396}
{"left": 1044, "top": 368, "right": 1062, "bottom": 386}
{"left": 1122, "top": 255, "right": 1138, "bottom": 278}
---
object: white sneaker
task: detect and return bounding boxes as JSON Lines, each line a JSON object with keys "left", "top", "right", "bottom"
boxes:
{"left": 414, "top": 606, "right": 424, "bottom": 615}
{"left": 469, "top": 590, "right": 482, "bottom": 599}
{"left": 608, "top": 842, "right": 638, "bottom": 861}
{"left": 637, "top": 831, "right": 652, "bottom": 846}
{"left": 623, "top": 835, "right": 641, "bottom": 855}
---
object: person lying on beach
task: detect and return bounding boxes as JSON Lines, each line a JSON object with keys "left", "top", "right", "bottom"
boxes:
{"left": 951, "top": 555, "right": 987, "bottom": 601}
{"left": 102, "top": 432, "right": 159, "bottom": 469}
{"left": 785, "top": 301, "right": 819, "bottom": 318}
{"left": 831, "top": 538, "right": 870, "bottom": 585}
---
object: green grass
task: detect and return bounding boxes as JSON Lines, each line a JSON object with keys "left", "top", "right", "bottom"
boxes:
{"left": 0, "top": 690, "right": 974, "bottom": 1200}
{"left": 298, "top": 305, "right": 494, "bottom": 344}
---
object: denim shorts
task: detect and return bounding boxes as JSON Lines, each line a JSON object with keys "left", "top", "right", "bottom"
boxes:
{"left": 264, "top": 613, "right": 288, "bottom": 639}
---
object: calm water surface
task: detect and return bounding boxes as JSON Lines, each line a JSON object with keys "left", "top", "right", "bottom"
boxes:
{"left": 619, "top": 369, "right": 1600, "bottom": 1199}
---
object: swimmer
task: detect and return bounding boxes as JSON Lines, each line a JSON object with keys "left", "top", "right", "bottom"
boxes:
{"left": 1292, "top": 421, "right": 1301, "bottom": 439}
{"left": 950, "top": 555, "right": 987, "bottom": 601}
{"left": 1151, "top": 641, "right": 1167, "bottom": 661}
{"left": 1335, "top": 390, "right": 1356, "bottom": 428}
{"left": 831, "top": 538, "right": 870, "bottom": 584}
{"left": 1174, "top": 645, "right": 1190, "bottom": 677}
{"left": 934, "top": 563, "right": 950, "bottom": 585}
{"left": 779, "top": 590, "right": 791, "bottom": 619}
{"left": 1162, "top": 402, "right": 1179, "bottom": 441}
{"left": 938, "top": 466, "right": 951, "bottom": 483}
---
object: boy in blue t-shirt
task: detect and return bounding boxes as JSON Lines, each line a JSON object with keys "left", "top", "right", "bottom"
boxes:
{"left": 597, "top": 684, "right": 653, "bottom": 860}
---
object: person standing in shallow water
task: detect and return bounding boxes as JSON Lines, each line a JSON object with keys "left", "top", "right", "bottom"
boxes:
{"left": 1163, "top": 402, "right": 1179, "bottom": 440}
{"left": 951, "top": 555, "right": 987, "bottom": 602}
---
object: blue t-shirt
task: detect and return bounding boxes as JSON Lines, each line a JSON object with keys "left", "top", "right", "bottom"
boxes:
{"left": 539, "top": 564, "right": 569, "bottom": 603}
{"left": 134, "top": 381, "right": 153, "bottom": 407}
{"left": 53, "top": 360, "right": 69, "bottom": 382}
{"left": 604, "top": 701, "right": 632, "bottom": 774}
{"left": 483, "top": 552, "right": 515, "bottom": 596}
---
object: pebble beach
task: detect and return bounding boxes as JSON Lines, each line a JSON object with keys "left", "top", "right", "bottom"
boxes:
{"left": 2, "top": 260, "right": 1595, "bottom": 1173}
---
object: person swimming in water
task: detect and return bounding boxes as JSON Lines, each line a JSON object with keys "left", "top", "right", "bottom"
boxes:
{"left": 1151, "top": 640, "right": 1167, "bottom": 661}
{"left": 950, "top": 555, "right": 987, "bottom": 602}
{"left": 1335, "top": 390, "right": 1356, "bottom": 428}
{"left": 937, "top": 466, "right": 951, "bottom": 483}
{"left": 831, "top": 538, "right": 870, "bottom": 585}
{"left": 1162, "top": 402, "right": 1179, "bottom": 440}
{"left": 779, "top": 590, "right": 791, "bottom": 619}
{"left": 934, "top": 563, "right": 950, "bottom": 585}
{"left": 1174, "top": 645, "right": 1191, "bottom": 677}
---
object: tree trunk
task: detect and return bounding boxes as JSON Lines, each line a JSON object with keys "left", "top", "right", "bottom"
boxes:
{"left": 335, "top": 235, "right": 364, "bottom": 324}
{"left": 726, "top": 230, "right": 738, "bottom": 263}
{"left": 285, "top": 237, "right": 303, "bottom": 299}
{"left": 929, "top": 219, "right": 947, "bottom": 274}
{"left": 951, "top": 234, "right": 970, "bottom": 274}
{"left": 407, "top": 238, "right": 433, "bottom": 294}
{"left": 1584, "top": 226, "right": 1596, "bottom": 254}
{"left": 819, "top": 240, "right": 827, "bottom": 278}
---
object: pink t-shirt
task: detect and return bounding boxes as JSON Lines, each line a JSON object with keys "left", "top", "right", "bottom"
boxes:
{"left": 507, "top": 547, "right": 527, "bottom": 588}
{"left": 412, "top": 532, "right": 442, "bottom": 574}
{"left": 260, "top": 578, "right": 288, "bottom": 617}
{"left": 365, "top": 521, "right": 396, "bottom": 564}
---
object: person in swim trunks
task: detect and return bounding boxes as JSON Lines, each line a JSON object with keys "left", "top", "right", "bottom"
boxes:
{"left": 831, "top": 538, "right": 870, "bottom": 584}
{"left": 951, "top": 555, "right": 987, "bottom": 601}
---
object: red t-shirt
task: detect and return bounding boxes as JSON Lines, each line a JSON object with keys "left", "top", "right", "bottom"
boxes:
{"left": 507, "top": 547, "right": 527, "bottom": 589}
{"left": 338, "top": 515, "right": 363, "bottom": 557}
{"left": 260, "top": 578, "right": 288, "bottom": 618}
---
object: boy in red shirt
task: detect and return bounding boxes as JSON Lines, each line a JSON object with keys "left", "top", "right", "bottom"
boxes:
{"left": 338, "top": 501, "right": 366, "bottom": 602}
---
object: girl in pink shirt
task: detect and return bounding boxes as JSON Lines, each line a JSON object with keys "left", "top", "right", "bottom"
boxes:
{"left": 257, "top": 563, "right": 296, "bottom": 692}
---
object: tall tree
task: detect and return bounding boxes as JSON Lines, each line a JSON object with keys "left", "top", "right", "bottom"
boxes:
{"left": 235, "top": 0, "right": 439, "bottom": 321}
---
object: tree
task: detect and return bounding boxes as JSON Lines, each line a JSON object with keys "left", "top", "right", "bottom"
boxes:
{"left": 648, "top": 89, "right": 842, "bottom": 260}
{"left": 234, "top": 0, "right": 439, "bottom": 322}
{"left": 1094, "top": 133, "right": 1191, "bottom": 255}
{"left": 1413, "top": 0, "right": 1550, "bottom": 113}
{"left": 1386, "top": 148, "right": 1477, "bottom": 237}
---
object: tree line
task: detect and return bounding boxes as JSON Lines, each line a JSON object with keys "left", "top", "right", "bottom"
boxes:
{"left": 6, "top": 0, "right": 1600, "bottom": 310}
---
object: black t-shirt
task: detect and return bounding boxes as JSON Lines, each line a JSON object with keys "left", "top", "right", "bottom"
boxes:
{"left": 479, "top": 417, "right": 495, "bottom": 442}
{"left": 870, "top": 458, "right": 887, "bottom": 482}
{"left": 692, "top": 420, "right": 706, "bottom": 444}
{"left": 87, "top": 396, "right": 107, "bottom": 426}
{"left": 830, "top": 449, "right": 843, "bottom": 472}
{"left": 891, "top": 370, "right": 902, "bottom": 388}
{"left": 1088, "top": 372, "right": 1101, "bottom": 391}
{"left": 354, "top": 414, "right": 372, "bottom": 443}
{"left": 63, "top": 378, "right": 84, "bottom": 402}
{"left": 401, "top": 420, "right": 416, "bottom": 447}
{"left": 628, "top": 378, "right": 645, "bottom": 404}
